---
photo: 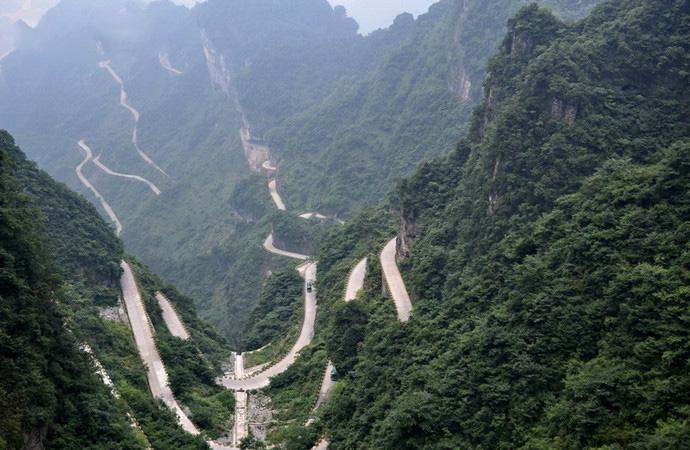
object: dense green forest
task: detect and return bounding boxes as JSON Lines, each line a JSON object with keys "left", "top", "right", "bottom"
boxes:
{"left": 242, "top": 266, "right": 304, "bottom": 351}
{"left": 1, "top": 130, "right": 235, "bottom": 448}
{"left": 3, "top": 0, "right": 690, "bottom": 447}
{"left": 0, "top": 131, "right": 144, "bottom": 449}
{"left": 313, "top": 1, "right": 690, "bottom": 448}
{"left": 269, "top": 0, "right": 600, "bottom": 215}
{"left": 0, "top": 0, "right": 603, "bottom": 342}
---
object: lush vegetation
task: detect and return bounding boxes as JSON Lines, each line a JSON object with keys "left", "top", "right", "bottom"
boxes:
{"left": 231, "top": 173, "right": 276, "bottom": 222}
{"left": 0, "top": 131, "right": 144, "bottom": 449}
{"left": 1, "top": 130, "right": 217, "bottom": 448}
{"left": 129, "top": 260, "right": 235, "bottom": 438}
{"left": 269, "top": 0, "right": 600, "bottom": 216}
{"left": 270, "top": 210, "right": 336, "bottom": 256}
{"left": 197, "top": 0, "right": 362, "bottom": 134}
{"left": 4, "top": 1, "right": 689, "bottom": 448}
{"left": 243, "top": 266, "right": 304, "bottom": 351}
{"left": 315, "top": 1, "right": 690, "bottom": 448}
{"left": 265, "top": 342, "right": 329, "bottom": 448}
{"left": 0, "top": 0, "right": 600, "bottom": 343}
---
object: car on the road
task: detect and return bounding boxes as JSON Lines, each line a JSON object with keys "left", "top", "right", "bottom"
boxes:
{"left": 306, "top": 280, "right": 314, "bottom": 292}
{"left": 330, "top": 366, "right": 338, "bottom": 381}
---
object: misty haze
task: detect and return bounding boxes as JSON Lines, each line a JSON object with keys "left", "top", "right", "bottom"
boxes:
{"left": 0, "top": 0, "right": 436, "bottom": 32}
{"left": 1, "top": 0, "right": 688, "bottom": 449}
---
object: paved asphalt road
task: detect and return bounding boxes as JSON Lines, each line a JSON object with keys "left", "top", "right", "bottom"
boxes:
{"left": 155, "top": 292, "right": 190, "bottom": 340}
{"left": 120, "top": 261, "right": 199, "bottom": 435}
{"left": 380, "top": 238, "right": 412, "bottom": 321}
{"left": 219, "top": 263, "right": 317, "bottom": 390}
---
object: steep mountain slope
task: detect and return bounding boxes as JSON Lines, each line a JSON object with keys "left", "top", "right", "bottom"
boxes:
{"left": 0, "top": 0, "right": 600, "bottom": 344}
{"left": 0, "top": 131, "right": 145, "bottom": 449}
{"left": 195, "top": 0, "right": 600, "bottom": 335}
{"left": 2, "top": 130, "right": 233, "bottom": 448}
{"left": 197, "top": 0, "right": 362, "bottom": 133}
{"left": 316, "top": 1, "right": 690, "bottom": 448}
{"left": 268, "top": 0, "right": 601, "bottom": 215}
{"left": 3, "top": 1, "right": 687, "bottom": 448}
{"left": 0, "top": 0, "right": 364, "bottom": 342}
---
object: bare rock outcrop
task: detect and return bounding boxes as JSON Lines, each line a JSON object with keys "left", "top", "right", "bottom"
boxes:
{"left": 550, "top": 97, "right": 578, "bottom": 125}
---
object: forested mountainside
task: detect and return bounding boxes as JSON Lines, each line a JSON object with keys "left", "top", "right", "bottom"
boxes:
{"left": 314, "top": 1, "right": 690, "bottom": 448}
{"left": 0, "top": 0, "right": 252, "bottom": 342}
{"left": 0, "top": 131, "right": 143, "bottom": 449}
{"left": 2, "top": 0, "right": 689, "bottom": 449}
{"left": 197, "top": 0, "right": 360, "bottom": 134}
{"left": 270, "top": 0, "right": 600, "bottom": 215}
{"left": 1, "top": 131, "right": 233, "bottom": 449}
{"left": 0, "top": 0, "right": 604, "bottom": 342}
{"left": 0, "top": 0, "right": 362, "bottom": 342}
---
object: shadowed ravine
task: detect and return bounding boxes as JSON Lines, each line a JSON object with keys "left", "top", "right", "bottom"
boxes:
{"left": 74, "top": 104, "right": 413, "bottom": 450}
{"left": 225, "top": 122, "right": 414, "bottom": 448}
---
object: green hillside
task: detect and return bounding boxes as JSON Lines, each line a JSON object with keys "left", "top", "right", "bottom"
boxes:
{"left": 269, "top": 0, "right": 600, "bottom": 216}
{"left": 1, "top": 130, "right": 145, "bottom": 449}
{"left": 0, "top": 0, "right": 602, "bottom": 341}
{"left": 2, "top": 0, "right": 690, "bottom": 448}
{"left": 316, "top": 1, "right": 690, "bottom": 448}
{"left": 1, "top": 130, "right": 232, "bottom": 448}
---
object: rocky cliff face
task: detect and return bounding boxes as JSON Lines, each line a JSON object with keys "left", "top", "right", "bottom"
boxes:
{"left": 397, "top": 213, "right": 417, "bottom": 260}
{"left": 550, "top": 97, "right": 577, "bottom": 125}
{"left": 23, "top": 428, "right": 47, "bottom": 450}
{"left": 201, "top": 29, "right": 232, "bottom": 93}
{"left": 448, "top": 0, "right": 473, "bottom": 101}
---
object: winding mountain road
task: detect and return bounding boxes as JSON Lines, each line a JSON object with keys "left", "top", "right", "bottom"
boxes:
{"left": 155, "top": 292, "right": 190, "bottom": 340}
{"left": 268, "top": 179, "right": 286, "bottom": 211}
{"left": 75, "top": 140, "right": 123, "bottom": 236}
{"left": 158, "top": 52, "right": 183, "bottom": 75}
{"left": 219, "top": 262, "right": 317, "bottom": 391}
{"left": 345, "top": 258, "right": 367, "bottom": 302}
{"left": 299, "top": 212, "right": 327, "bottom": 220}
{"left": 262, "top": 160, "right": 277, "bottom": 172}
{"left": 120, "top": 261, "right": 199, "bottom": 435}
{"left": 315, "top": 361, "right": 336, "bottom": 411}
{"left": 93, "top": 155, "right": 161, "bottom": 195}
{"left": 99, "top": 59, "right": 169, "bottom": 177}
{"left": 232, "top": 118, "right": 375, "bottom": 450}
{"left": 263, "top": 233, "right": 308, "bottom": 261}
{"left": 380, "top": 238, "right": 413, "bottom": 322}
